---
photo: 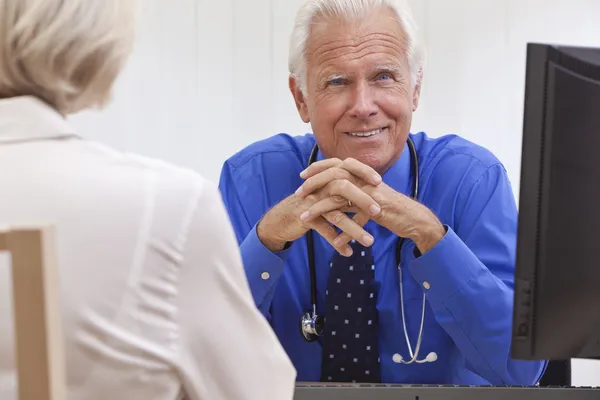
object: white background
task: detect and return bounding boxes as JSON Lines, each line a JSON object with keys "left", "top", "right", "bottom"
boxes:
{"left": 68, "top": 0, "right": 600, "bottom": 385}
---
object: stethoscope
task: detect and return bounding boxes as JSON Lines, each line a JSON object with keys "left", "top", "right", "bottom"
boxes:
{"left": 300, "top": 136, "right": 438, "bottom": 364}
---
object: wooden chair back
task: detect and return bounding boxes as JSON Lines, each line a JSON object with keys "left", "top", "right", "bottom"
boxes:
{"left": 0, "top": 226, "right": 65, "bottom": 400}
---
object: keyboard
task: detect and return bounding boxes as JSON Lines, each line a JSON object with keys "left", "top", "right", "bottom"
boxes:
{"left": 294, "top": 383, "right": 599, "bottom": 400}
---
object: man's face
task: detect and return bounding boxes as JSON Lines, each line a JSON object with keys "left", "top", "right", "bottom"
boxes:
{"left": 291, "top": 7, "right": 421, "bottom": 174}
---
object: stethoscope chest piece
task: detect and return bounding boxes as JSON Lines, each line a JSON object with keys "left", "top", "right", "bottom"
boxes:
{"left": 300, "top": 310, "right": 324, "bottom": 342}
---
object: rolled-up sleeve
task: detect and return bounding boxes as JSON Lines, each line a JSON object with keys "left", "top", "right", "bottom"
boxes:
{"left": 407, "top": 163, "right": 547, "bottom": 386}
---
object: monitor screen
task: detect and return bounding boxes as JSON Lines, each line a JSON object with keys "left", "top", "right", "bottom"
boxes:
{"left": 511, "top": 43, "right": 600, "bottom": 361}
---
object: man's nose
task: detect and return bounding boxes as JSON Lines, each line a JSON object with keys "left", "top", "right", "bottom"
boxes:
{"left": 348, "top": 83, "right": 378, "bottom": 119}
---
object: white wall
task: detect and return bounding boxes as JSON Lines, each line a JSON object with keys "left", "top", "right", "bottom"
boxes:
{"left": 68, "top": 0, "right": 600, "bottom": 385}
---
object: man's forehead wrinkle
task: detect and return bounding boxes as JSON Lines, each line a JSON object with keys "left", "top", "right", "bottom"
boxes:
{"left": 312, "top": 44, "right": 404, "bottom": 75}
{"left": 307, "top": 31, "right": 403, "bottom": 56}
{"left": 317, "top": 47, "right": 402, "bottom": 76}
{"left": 307, "top": 33, "right": 405, "bottom": 67}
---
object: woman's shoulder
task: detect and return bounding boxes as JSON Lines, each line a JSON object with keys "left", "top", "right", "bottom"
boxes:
{"left": 78, "top": 139, "right": 222, "bottom": 235}
{"left": 82, "top": 139, "right": 213, "bottom": 196}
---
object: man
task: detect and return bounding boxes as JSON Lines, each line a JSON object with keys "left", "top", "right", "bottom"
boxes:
{"left": 218, "top": 0, "right": 547, "bottom": 386}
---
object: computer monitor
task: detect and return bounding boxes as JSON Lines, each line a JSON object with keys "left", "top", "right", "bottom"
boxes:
{"left": 511, "top": 42, "right": 600, "bottom": 361}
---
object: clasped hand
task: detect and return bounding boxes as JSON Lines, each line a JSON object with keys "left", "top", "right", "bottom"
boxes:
{"left": 297, "top": 158, "right": 383, "bottom": 255}
{"left": 257, "top": 156, "right": 445, "bottom": 256}
{"left": 257, "top": 157, "right": 383, "bottom": 256}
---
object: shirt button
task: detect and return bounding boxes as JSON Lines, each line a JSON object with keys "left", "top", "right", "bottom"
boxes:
{"left": 261, "top": 272, "right": 270, "bottom": 280}
{"left": 423, "top": 281, "right": 431, "bottom": 290}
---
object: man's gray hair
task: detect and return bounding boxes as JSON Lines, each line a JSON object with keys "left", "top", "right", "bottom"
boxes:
{"left": 288, "top": 0, "right": 426, "bottom": 95}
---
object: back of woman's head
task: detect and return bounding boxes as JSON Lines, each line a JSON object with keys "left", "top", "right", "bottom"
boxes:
{"left": 0, "top": 0, "right": 137, "bottom": 115}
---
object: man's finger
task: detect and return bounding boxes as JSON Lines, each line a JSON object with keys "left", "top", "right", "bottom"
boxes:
{"left": 300, "top": 195, "right": 378, "bottom": 223}
{"left": 300, "top": 197, "right": 347, "bottom": 222}
{"left": 327, "top": 179, "right": 381, "bottom": 216}
{"left": 340, "top": 158, "right": 382, "bottom": 186}
{"left": 300, "top": 157, "right": 382, "bottom": 186}
{"left": 332, "top": 212, "right": 371, "bottom": 248}
{"left": 323, "top": 210, "right": 374, "bottom": 247}
{"left": 299, "top": 158, "right": 342, "bottom": 179}
{"left": 309, "top": 216, "right": 353, "bottom": 257}
{"left": 296, "top": 167, "right": 351, "bottom": 197}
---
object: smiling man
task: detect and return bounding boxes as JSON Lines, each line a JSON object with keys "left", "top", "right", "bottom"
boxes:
{"left": 218, "top": 0, "right": 547, "bottom": 386}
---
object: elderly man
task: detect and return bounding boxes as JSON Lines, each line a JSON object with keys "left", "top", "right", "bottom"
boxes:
{"left": 218, "top": 0, "right": 547, "bottom": 386}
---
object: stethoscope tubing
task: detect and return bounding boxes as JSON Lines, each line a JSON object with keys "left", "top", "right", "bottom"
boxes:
{"left": 303, "top": 136, "right": 419, "bottom": 335}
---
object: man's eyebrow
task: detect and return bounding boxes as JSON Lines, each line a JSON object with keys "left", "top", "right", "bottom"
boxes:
{"left": 318, "top": 66, "right": 400, "bottom": 86}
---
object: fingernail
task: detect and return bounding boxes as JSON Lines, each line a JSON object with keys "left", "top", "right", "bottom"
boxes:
{"left": 344, "top": 248, "right": 353, "bottom": 257}
{"left": 363, "top": 235, "right": 374, "bottom": 245}
{"left": 295, "top": 186, "right": 303, "bottom": 196}
{"left": 300, "top": 211, "right": 310, "bottom": 221}
{"left": 300, "top": 169, "right": 307, "bottom": 178}
{"left": 373, "top": 174, "right": 382, "bottom": 184}
{"left": 369, "top": 204, "right": 381, "bottom": 215}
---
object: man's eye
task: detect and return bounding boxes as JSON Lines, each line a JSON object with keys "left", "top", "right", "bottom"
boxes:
{"left": 378, "top": 73, "right": 393, "bottom": 81}
{"left": 329, "top": 78, "right": 343, "bottom": 86}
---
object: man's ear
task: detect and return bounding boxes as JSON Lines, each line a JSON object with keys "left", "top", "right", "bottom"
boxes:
{"left": 289, "top": 75, "right": 310, "bottom": 123}
{"left": 412, "top": 68, "right": 423, "bottom": 111}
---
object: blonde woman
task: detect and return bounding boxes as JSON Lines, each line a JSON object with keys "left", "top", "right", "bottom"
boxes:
{"left": 0, "top": 1, "right": 295, "bottom": 399}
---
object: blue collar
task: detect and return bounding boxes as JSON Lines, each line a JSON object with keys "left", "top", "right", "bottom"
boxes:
{"left": 381, "top": 140, "right": 413, "bottom": 197}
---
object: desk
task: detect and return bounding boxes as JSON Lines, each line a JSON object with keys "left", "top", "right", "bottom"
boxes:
{"left": 294, "top": 383, "right": 599, "bottom": 400}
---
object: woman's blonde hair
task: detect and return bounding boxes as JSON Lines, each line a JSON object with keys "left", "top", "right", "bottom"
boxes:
{"left": 0, "top": 0, "right": 138, "bottom": 114}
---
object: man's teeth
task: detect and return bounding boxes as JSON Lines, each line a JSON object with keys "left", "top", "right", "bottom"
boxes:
{"left": 348, "top": 129, "right": 380, "bottom": 137}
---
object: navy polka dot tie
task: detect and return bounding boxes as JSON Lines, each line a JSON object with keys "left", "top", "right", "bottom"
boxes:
{"left": 320, "top": 238, "right": 381, "bottom": 383}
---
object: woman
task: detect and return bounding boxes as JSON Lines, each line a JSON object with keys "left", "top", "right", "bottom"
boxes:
{"left": 0, "top": 1, "right": 295, "bottom": 399}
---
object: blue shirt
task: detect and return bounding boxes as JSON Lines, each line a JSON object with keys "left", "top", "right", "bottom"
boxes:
{"left": 218, "top": 131, "right": 547, "bottom": 385}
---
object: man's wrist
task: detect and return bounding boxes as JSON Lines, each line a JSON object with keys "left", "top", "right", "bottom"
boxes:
{"left": 261, "top": 236, "right": 288, "bottom": 252}
{"left": 367, "top": 184, "right": 445, "bottom": 253}
{"left": 410, "top": 220, "right": 446, "bottom": 254}
{"left": 257, "top": 219, "right": 287, "bottom": 252}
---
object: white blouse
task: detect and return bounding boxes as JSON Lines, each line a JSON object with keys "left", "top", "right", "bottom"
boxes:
{"left": 0, "top": 96, "right": 296, "bottom": 400}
